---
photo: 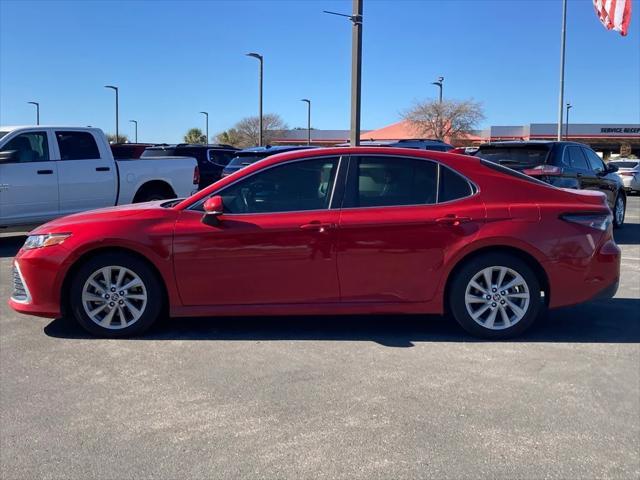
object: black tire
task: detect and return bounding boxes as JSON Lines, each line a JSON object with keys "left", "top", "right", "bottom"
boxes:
{"left": 613, "top": 192, "right": 626, "bottom": 229}
{"left": 448, "top": 253, "right": 543, "bottom": 339}
{"left": 135, "top": 191, "right": 170, "bottom": 202}
{"left": 69, "top": 252, "right": 163, "bottom": 338}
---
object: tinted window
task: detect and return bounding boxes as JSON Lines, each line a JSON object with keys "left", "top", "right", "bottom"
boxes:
{"left": 345, "top": 156, "right": 437, "bottom": 208}
{"left": 562, "top": 146, "right": 589, "bottom": 170}
{"left": 475, "top": 146, "right": 550, "bottom": 168}
{"left": 217, "top": 157, "right": 339, "bottom": 214}
{"left": 141, "top": 148, "right": 176, "bottom": 158}
{"left": 583, "top": 148, "right": 605, "bottom": 173}
{"left": 208, "top": 150, "right": 234, "bottom": 166}
{"left": 0, "top": 132, "right": 49, "bottom": 163}
{"left": 227, "top": 154, "right": 270, "bottom": 168}
{"left": 439, "top": 166, "right": 473, "bottom": 202}
{"left": 56, "top": 131, "right": 100, "bottom": 160}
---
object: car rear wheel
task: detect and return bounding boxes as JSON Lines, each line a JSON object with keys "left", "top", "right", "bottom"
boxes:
{"left": 69, "top": 252, "right": 163, "bottom": 338}
{"left": 613, "top": 193, "right": 625, "bottom": 229}
{"left": 449, "top": 253, "right": 543, "bottom": 339}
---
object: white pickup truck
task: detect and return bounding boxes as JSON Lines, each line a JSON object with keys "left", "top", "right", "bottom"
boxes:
{"left": 0, "top": 126, "right": 199, "bottom": 231}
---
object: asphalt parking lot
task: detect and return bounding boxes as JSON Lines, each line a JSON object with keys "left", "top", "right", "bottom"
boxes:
{"left": 1, "top": 198, "right": 638, "bottom": 479}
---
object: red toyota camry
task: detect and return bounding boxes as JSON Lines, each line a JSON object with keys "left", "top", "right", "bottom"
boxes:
{"left": 9, "top": 147, "right": 620, "bottom": 339}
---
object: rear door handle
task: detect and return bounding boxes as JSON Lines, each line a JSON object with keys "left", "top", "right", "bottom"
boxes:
{"left": 96, "top": 166, "right": 110, "bottom": 172}
{"left": 435, "top": 215, "right": 472, "bottom": 226}
{"left": 300, "top": 221, "right": 336, "bottom": 233}
{"left": 37, "top": 169, "right": 53, "bottom": 175}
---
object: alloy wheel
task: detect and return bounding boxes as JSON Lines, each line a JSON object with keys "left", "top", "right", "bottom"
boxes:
{"left": 464, "top": 266, "right": 530, "bottom": 330}
{"left": 615, "top": 196, "right": 625, "bottom": 225}
{"left": 81, "top": 266, "right": 148, "bottom": 330}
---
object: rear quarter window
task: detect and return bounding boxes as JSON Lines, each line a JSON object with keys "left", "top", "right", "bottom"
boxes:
{"left": 438, "top": 166, "right": 474, "bottom": 202}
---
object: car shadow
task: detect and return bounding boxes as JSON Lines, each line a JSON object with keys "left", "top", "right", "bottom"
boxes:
{"left": 614, "top": 223, "right": 640, "bottom": 245}
{"left": 0, "top": 236, "right": 26, "bottom": 258}
{"left": 44, "top": 298, "right": 640, "bottom": 346}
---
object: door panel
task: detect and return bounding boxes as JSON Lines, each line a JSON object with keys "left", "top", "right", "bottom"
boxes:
{"left": 54, "top": 130, "right": 117, "bottom": 215}
{"left": 0, "top": 130, "right": 59, "bottom": 226}
{"left": 581, "top": 148, "right": 617, "bottom": 207}
{"left": 173, "top": 209, "right": 340, "bottom": 305}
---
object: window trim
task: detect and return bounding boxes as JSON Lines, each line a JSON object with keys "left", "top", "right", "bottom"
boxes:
{"left": 187, "top": 155, "right": 346, "bottom": 215}
{"left": 340, "top": 153, "right": 478, "bottom": 211}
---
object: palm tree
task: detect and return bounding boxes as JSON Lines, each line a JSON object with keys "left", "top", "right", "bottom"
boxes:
{"left": 183, "top": 128, "right": 207, "bottom": 144}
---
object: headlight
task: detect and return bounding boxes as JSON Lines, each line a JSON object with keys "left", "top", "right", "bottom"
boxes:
{"left": 23, "top": 233, "right": 71, "bottom": 250}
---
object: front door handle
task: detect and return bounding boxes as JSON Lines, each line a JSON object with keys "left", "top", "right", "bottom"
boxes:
{"left": 96, "top": 166, "right": 111, "bottom": 172}
{"left": 435, "top": 215, "right": 472, "bottom": 226}
{"left": 37, "top": 169, "right": 53, "bottom": 175}
{"left": 300, "top": 221, "right": 336, "bottom": 233}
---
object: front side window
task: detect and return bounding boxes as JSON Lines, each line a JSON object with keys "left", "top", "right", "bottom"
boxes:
{"left": 0, "top": 132, "right": 49, "bottom": 163}
{"left": 582, "top": 149, "right": 606, "bottom": 173}
{"left": 55, "top": 131, "right": 100, "bottom": 160}
{"left": 216, "top": 157, "right": 339, "bottom": 214}
{"left": 563, "top": 146, "right": 589, "bottom": 171}
{"left": 344, "top": 156, "right": 438, "bottom": 208}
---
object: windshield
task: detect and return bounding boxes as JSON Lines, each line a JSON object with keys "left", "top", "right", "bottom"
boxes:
{"left": 227, "top": 153, "right": 270, "bottom": 168}
{"left": 475, "top": 146, "right": 550, "bottom": 168}
{"left": 141, "top": 148, "right": 176, "bottom": 158}
{"left": 611, "top": 161, "right": 639, "bottom": 168}
{"left": 0, "top": 131, "right": 8, "bottom": 140}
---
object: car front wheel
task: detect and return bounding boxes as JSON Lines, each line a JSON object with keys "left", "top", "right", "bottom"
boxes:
{"left": 449, "top": 253, "right": 543, "bottom": 339}
{"left": 613, "top": 193, "right": 625, "bottom": 229}
{"left": 69, "top": 252, "right": 163, "bottom": 337}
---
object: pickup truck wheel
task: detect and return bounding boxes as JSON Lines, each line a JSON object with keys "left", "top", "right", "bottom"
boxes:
{"left": 448, "top": 253, "right": 542, "bottom": 339}
{"left": 69, "top": 253, "right": 163, "bottom": 338}
{"left": 613, "top": 193, "right": 625, "bottom": 229}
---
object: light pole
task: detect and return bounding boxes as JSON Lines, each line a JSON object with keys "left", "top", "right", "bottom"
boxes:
{"left": 557, "top": 0, "right": 568, "bottom": 140}
{"left": 432, "top": 76, "right": 444, "bottom": 103}
{"left": 27, "top": 101, "right": 40, "bottom": 125}
{"left": 104, "top": 85, "right": 119, "bottom": 141}
{"left": 199, "top": 111, "right": 209, "bottom": 144}
{"left": 246, "top": 52, "right": 264, "bottom": 146}
{"left": 301, "top": 99, "right": 311, "bottom": 145}
{"left": 323, "top": 0, "right": 363, "bottom": 146}
{"left": 129, "top": 120, "right": 138, "bottom": 143}
{"left": 565, "top": 103, "right": 572, "bottom": 140}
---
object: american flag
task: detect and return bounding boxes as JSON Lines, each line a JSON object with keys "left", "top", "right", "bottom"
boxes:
{"left": 593, "top": 0, "right": 633, "bottom": 36}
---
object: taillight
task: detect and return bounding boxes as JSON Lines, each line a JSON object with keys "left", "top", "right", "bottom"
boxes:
{"left": 193, "top": 166, "right": 200, "bottom": 185}
{"left": 560, "top": 213, "right": 612, "bottom": 231}
{"left": 523, "top": 165, "right": 563, "bottom": 176}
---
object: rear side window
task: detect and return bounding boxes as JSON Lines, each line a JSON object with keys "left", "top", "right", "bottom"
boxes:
{"left": 56, "top": 131, "right": 100, "bottom": 160}
{"left": 344, "top": 156, "right": 438, "bottom": 208}
{"left": 582, "top": 148, "right": 606, "bottom": 173}
{"left": 209, "top": 151, "right": 234, "bottom": 166}
{"left": 562, "top": 146, "right": 589, "bottom": 170}
{"left": 438, "top": 166, "right": 473, "bottom": 202}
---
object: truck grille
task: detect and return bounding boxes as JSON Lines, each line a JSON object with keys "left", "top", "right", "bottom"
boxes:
{"left": 11, "top": 265, "right": 29, "bottom": 303}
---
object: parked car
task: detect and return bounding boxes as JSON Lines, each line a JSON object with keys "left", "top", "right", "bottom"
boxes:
{"left": 472, "top": 141, "right": 627, "bottom": 227}
{"left": 609, "top": 159, "right": 640, "bottom": 195}
{"left": 141, "top": 144, "right": 238, "bottom": 189}
{"left": 221, "top": 145, "right": 317, "bottom": 177}
{"left": 0, "top": 126, "right": 199, "bottom": 231}
{"left": 110, "top": 143, "right": 156, "bottom": 160}
{"left": 10, "top": 147, "right": 620, "bottom": 340}
{"left": 337, "top": 139, "right": 455, "bottom": 152}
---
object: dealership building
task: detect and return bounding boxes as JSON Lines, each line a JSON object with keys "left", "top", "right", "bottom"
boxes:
{"left": 273, "top": 122, "right": 640, "bottom": 157}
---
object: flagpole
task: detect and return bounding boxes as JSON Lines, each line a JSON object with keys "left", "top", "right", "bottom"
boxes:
{"left": 557, "top": 0, "right": 567, "bottom": 141}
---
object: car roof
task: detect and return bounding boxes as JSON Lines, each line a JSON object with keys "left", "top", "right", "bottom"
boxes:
{"left": 236, "top": 145, "right": 319, "bottom": 153}
{"left": 480, "top": 140, "right": 585, "bottom": 147}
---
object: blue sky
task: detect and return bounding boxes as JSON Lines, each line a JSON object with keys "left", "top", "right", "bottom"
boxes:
{"left": 1, "top": 0, "right": 638, "bottom": 143}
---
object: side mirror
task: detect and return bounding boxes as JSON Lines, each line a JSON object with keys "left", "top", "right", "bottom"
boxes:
{"left": 606, "top": 163, "right": 619, "bottom": 173}
{"left": 203, "top": 195, "right": 224, "bottom": 216}
{"left": 0, "top": 150, "right": 19, "bottom": 163}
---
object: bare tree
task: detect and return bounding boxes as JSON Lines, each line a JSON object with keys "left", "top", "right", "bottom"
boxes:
{"left": 217, "top": 114, "right": 288, "bottom": 148}
{"left": 183, "top": 128, "right": 207, "bottom": 144}
{"left": 403, "top": 99, "right": 485, "bottom": 141}
{"left": 106, "top": 133, "right": 129, "bottom": 144}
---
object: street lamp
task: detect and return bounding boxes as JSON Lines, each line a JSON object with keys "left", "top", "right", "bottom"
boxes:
{"left": 245, "top": 52, "right": 264, "bottom": 146}
{"left": 129, "top": 120, "right": 138, "bottom": 143}
{"left": 431, "top": 76, "right": 444, "bottom": 103}
{"left": 104, "top": 85, "right": 119, "bottom": 141}
{"left": 565, "top": 103, "right": 572, "bottom": 140}
{"left": 301, "top": 99, "right": 311, "bottom": 146}
{"left": 27, "top": 101, "right": 40, "bottom": 125}
{"left": 199, "top": 111, "right": 209, "bottom": 144}
{"left": 323, "top": 0, "right": 363, "bottom": 146}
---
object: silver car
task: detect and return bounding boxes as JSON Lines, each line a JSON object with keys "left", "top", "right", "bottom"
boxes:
{"left": 610, "top": 159, "right": 640, "bottom": 194}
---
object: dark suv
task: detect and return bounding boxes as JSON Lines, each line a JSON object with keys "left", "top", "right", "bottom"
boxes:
{"left": 473, "top": 141, "right": 626, "bottom": 227}
{"left": 221, "top": 145, "right": 318, "bottom": 177}
{"left": 141, "top": 144, "right": 238, "bottom": 189}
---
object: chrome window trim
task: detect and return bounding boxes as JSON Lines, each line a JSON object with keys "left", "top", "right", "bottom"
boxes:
{"left": 188, "top": 154, "right": 345, "bottom": 215}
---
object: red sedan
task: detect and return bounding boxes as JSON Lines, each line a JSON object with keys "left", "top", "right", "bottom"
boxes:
{"left": 9, "top": 147, "right": 620, "bottom": 339}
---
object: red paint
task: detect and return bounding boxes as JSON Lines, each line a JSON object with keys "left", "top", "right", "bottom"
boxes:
{"left": 9, "top": 147, "right": 620, "bottom": 319}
